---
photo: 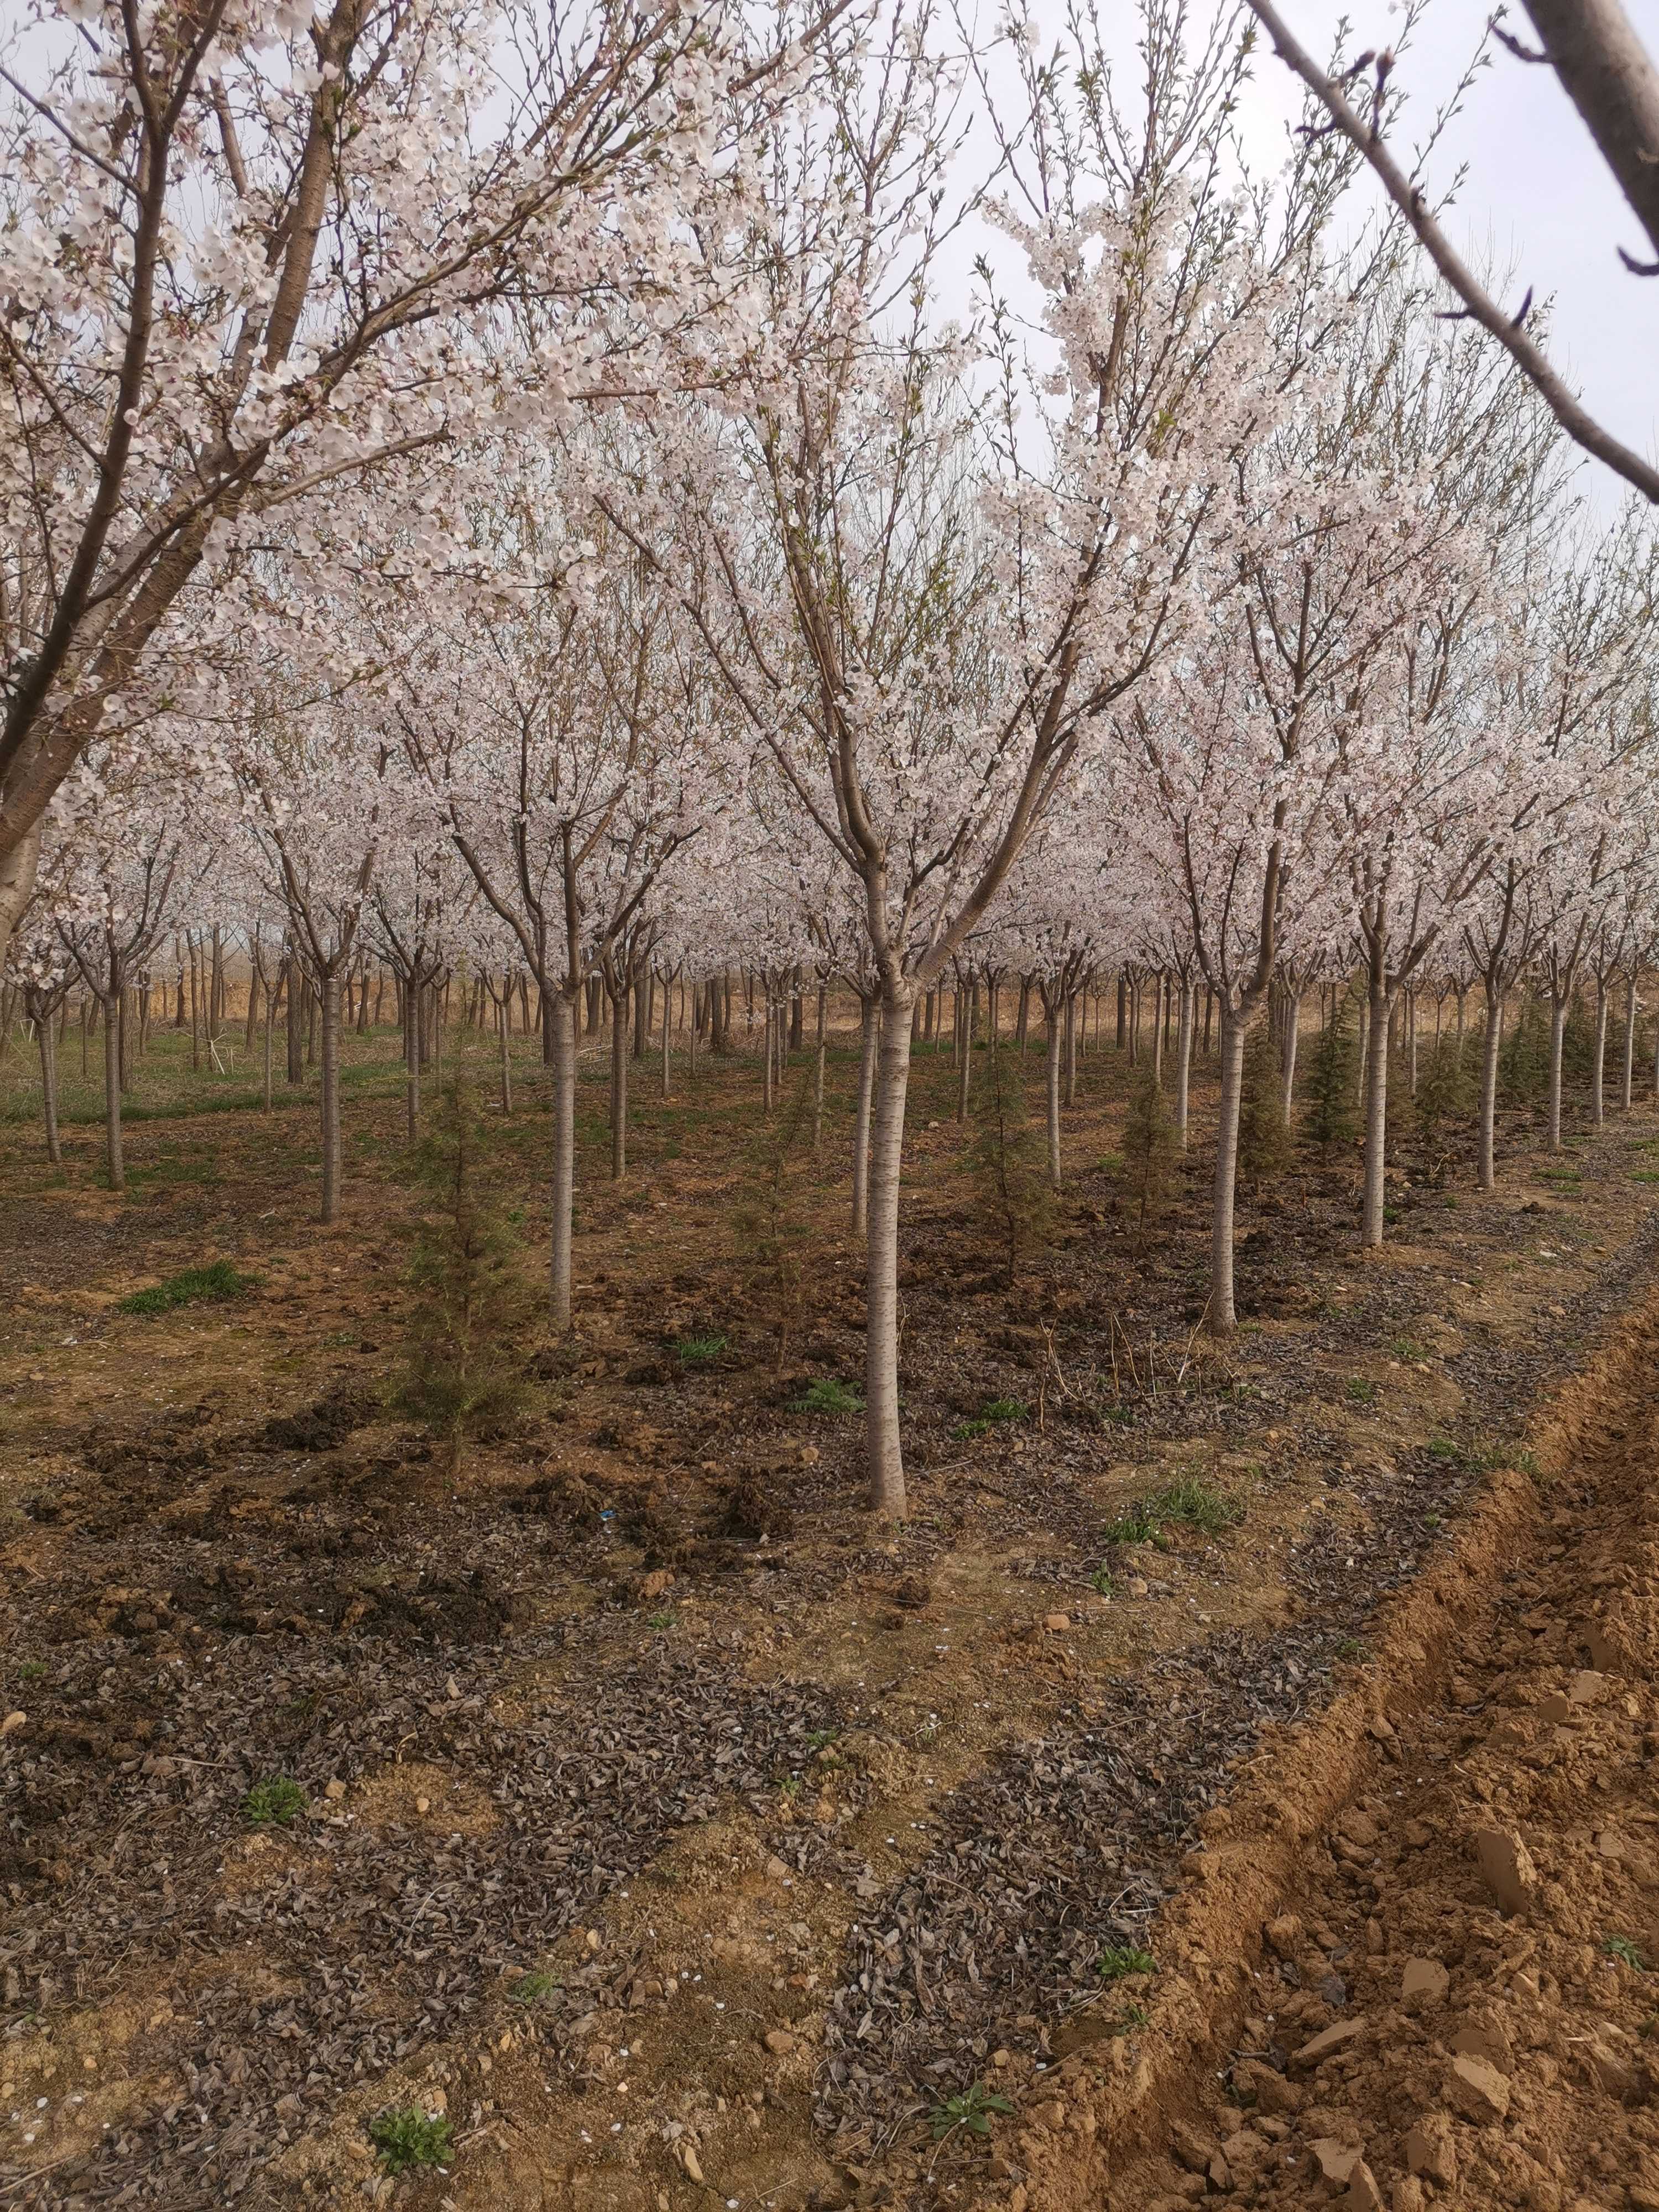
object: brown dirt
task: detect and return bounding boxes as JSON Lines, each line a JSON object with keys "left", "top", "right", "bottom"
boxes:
{"left": 4, "top": 1014, "right": 1659, "bottom": 2212}
{"left": 1002, "top": 1281, "right": 1659, "bottom": 2212}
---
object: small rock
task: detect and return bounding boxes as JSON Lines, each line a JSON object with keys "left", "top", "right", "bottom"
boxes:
{"left": 1595, "top": 1827, "right": 1626, "bottom": 1859}
{"left": 1447, "top": 2051, "right": 1510, "bottom": 2122}
{"left": 1170, "top": 2122, "right": 1218, "bottom": 2174}
{"left": 1347, "top": 2161, "right": 1384, "bottom": 2211}
{"left": 1042, "top": 1613, "right": 1072, "bottom": 1634}
{"left": 1402, "top": 1818, "right": 1436, "bottom": 1848}
{"left": 0, "top": 1713, "right": 26, "bottom": 1739}
{"left": 1293, "top": 2017, "right": 1366, "bottom": 2068}
{"left": 324, "top": 1779, "right": 347, "bottom": 1801}
{"left": 1338, "top": 1809, "right": 1381, "bottom": 1849}
{"left": 764, "top": 2030, "right": 796, "bottom": 2056}
{"left": 1584, "top": 1623, "right": 1621, "bottom": 1672}
{"left": 639, "top": 1569, "right": 675, "bottom": 1601}
{"left": 1400, "top": 1958, "right": 1448, "bottom": 2008}
{"left": 1474, "top": 1826, "right": 1537, "bottom": 1917}
{"left": 1451, "top": 2018, "right": 1514, "bottom": 2075}
{"left": 1035, "top": 2099, "right": 1067, "bottom": 2131}
{"left": 1568, "top": 1669, "right": 1607, "bottom": 1705}
{"left": 1580, "top": 2038, "right": 1639, "bottom": 2100}
{"left": 1404, "top": 2113, "right": 1457, "bottom": 2185}
{"left": 1535, "top": 1693, "right": 1573, "bottom": 1724}
{"left": 1392, "top": 2181, "right": 1426, "bottom": 2212}
{"left": 1265, "top": 1913, "right": 1303, "bottom": 1960}
{"left": 1311, "top": 2138, "right": 1361, "bottom": 2183}
{"left": 1126, "top": 1577, "right": 1149, "bottom": 1597}
{"left": 680, "top": 2144, "right": 705, "bottom": 2183}
{"left": 765, "top": 1855, "right": 791, "bottom": 1881}
{"left": 414, "top": 1795, "right": 431, "bottom": 1815}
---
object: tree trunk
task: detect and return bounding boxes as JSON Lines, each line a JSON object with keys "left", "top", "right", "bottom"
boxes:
{"left": 1063, "top": 990, "right": 1077, "bottom": 1105}
{"left": 1593, "top": 978, "right": 1609, "bottom": 1125}
{"left": 609, "top": 980, "right": 628, "bottom": 1181}
{"left": 405, "top": 979, "right": 421, "bottom": 1141}
{"left": 1360, "top": 979, "right": 1391, "bottom": 1249}
{"left": 262, "top": 980, "right": 275, "bottom": 1113}
{"left": 864, "top": 982, "right": 916, "bottom": 1519}
{"left": 38, "top": 1010, "right": 61, "bottom": 1167}
{"left": 102, "top": 990, "right": 124, "bottom": 1192}
{"left": 1016, "top": 977, "right": 1031, "bottom": 1055}
{"left": 1151, "top": 974, "right": 1164, "bottom": 1083}
{"left": 1115, "top": 971, "right": 1126, "bottom": 1048}
{"left": 500, "top": 991, "right": 514, "bottom": 1117}
{"left": 319, "top": 970, "right": 342, "bottom": 1224}
{"left": 956, "top": 995, "right": 972, "bottom": 1121}
{"left": 1280, "top": 987, "right": 1300, "bottom": 1123}
{"left": 812, "top": 984, "right": 827, "bottom": 1155}
{"left": 1045, "top": 999, "right": 1063, "bottom": 1189}
{"left": 1209, "top": 1008, "right": 1248, "bottom": 1333}
{"left": 1175, "top": 983, "right": 1193, "bottom": 1150}
{"left": 1478, "top": 984, "right": 1504, "bottom": 1191}
{"left": 661, "top": 969, "right": 671, "bottom": 1098}
{"left": 550, "top": 990, "right": 577, "bottom": 1331}
{"left": 852, "top": 995, "right": 878, "bottom": 1237}
{"left": 1547, "top": 992, "right": 1567, "bottom": 1152}
{"left": 1622, "top": 975, "right": 1637, "bottom": 1111}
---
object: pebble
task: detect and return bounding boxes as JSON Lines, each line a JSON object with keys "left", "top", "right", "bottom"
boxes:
{"left": 1042, "top": 1613, "right": 1072, "bottom": 1634}
{"left": 1400, "top": 1957, "right": 1448, "bottom": 2008}
{"left": 1311, "top": 2138, "right": 1362, "bottom": 2183}
{"left": 1475, "top": 1825, "right": 1537, "bottom": 1917}
{"left": 763, "top": 2030, "right": 796, "bottom": 2055}
{"left": 1347, "top": 2161, "right": 1384, "bottom": 2211}
{"left": 1293, "top": 2017, "right": 1366, "bottom": 2068}
{"left": 1404, "top": 2112, "right": 1457, "bottom": 2185}
{"left": 1448, "top": 2051, "right": 1511, "bottom": 2122}
{"left": 0, "top": 1713, "right": 25, "bottom": 1739}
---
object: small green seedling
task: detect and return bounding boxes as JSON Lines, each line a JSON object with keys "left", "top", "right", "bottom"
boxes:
{"left": 928, "top": 2083, "right": 1014, "bottom": 2141}
{"left": 1605, "top": 1934, "right": 1647, "bottom": 1970}
{"left": 1091, "top": 1567, "right": 1115, "bottom": 1598}
{"left": 777, "top": 1773, "right": 804, "bottom": 1801}
{"left": 242, "top": 1777, "right": 307, "bottom": 1828}
{"left": 1345, "top": 1377, "right": 1378, "bottom": 1405}
{"left": 1333, "top": 1636, "right": 1369, "bottom": 1662}
{"left": 806, "top": 1728, "right": 839, "bottom": 1751}
{"left": 119, "top": 1260, "right": 258, "bottom": 1316}
{"left": 1427, "top": 1437, "right": 1458, "bottom": 1461}
{"left": 510, "top": 1971, "right": 564, "bottom": 2005}
{"left": 1390, "top": 1337, "right": 1424, "bottom": 1361}
{"left": 368, "top": 2106, "right": 454, "bottom": 2173}
{"left": 790, "top": 1378, "right": 863, "bottom": 1416}
{"left": 1110, "top": 2000, "right": 1151, "bottom": 2034}
{"left": 1096, "top": 1944, "right": 1156, "bottom": 1981}
{"left": 648, "top": 1611, "right": 677, "bottom": 1630}
{"left": 15, "top": 1659, "right": 47, "bottom": 1682}
{"left": 676, "top": 1332, "right": 728, "bottom": 1367}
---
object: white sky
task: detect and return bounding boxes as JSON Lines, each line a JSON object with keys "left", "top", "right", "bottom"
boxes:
{"left": 1230, "top": 0, "right": 1659, "bottom": 516}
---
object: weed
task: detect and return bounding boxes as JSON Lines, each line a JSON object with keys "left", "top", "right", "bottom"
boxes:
{"left": 1390, "top": 1337, "right": 1424, "bottom": 1361}
{"left": 242, "top": 1777, "right": 307, "bottom": 1828}
{"left": 1096, "top": 1944, "right": 1156, "bottom": 1981}
{"left": 1109, "top": 2000, "right": 1151, "bottom": 2034}
{"left": 806, "top": 1728, "right": 839, "bottom": 1751}
{"left": 1333, "top": 1636, "right": 1370, "bottom": 1662}
{"left": 510, "top": 1971, "right": 563, "bottom": 2005}
{"left": 1091, "top": 1567, "right": 1115, "bottom": 1598}
{"left": 790, "top": 1377, "right": 863, "bottom": 1416}
{"left": 955, "top": 1395, "right": 1029, "bottom": 1438}
{"left": 1345, "top": 1377, "right": 1377, "bottom": 1404}
{"left": 1095, "top": 1149, "right": 1126, "bottom": 1174}
{"left": 368, "top": 2106, "right": 454, "bottom": 2173}
{"left": 1633, "top": 1170, "right": 1659, "bottom": 1186}
{"left": 928, "top": 2083, "right": 1014, "bottom": 2142}
{"left": 676, "top": 1332, "right": 728, "bottom": 1366}
{"left": 15, "top": 1658, "right": 47, "bottom": 1681}
{"left": 777, "top": 1774, "right": 804, "bottom": 1801}
{"left": 647, "top": 1611, "right": 678, "bottom": 1630}
{"left": 1103, "top": 1474, "right": 1241, "bottom": 1548}
{"left": 1427, "top": 1437, "right": 1458, "bottom": 1461}
{"left": 1422, "top": 1511, "right": 1443, "bottom": 1531}
{"left": 1606, "top": 1934, "right": 1647, "bottom": 1970}
{"left": 119, "top": 1259, "right": 258, "bottom": 1316}
{"left": 1119, "top": 1066, "right": 1177, "bottom": 1240}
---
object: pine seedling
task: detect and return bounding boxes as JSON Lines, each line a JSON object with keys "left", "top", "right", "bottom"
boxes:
{"left": 395, "top": 1071, "right": 534, "bottom": 1472}
{"left": 966, "top": 1049, "right": 1055, "bottom": 1285}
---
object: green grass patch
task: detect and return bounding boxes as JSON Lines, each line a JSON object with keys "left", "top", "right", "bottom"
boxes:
{"left": 242, "top": 1777, "right": 307, "bottom": 1828}
{"left": 368, "top": 2106, "right": 454, "bottom": 2173}
{"left": 790, "top": 1377, "right": 863, "bottom": 1416}
{"left": 1096, "top": 1944, "right": 1156, "bottom": 1981}
{"left": 119, "top": 1259, "right": 258, "bottom": 1316}
{"left": 675, "top": 1332, "right": 728, "bottom": 1366}
{"left": 1102, "top": 1473, "right": 1241, "bottom": 1548}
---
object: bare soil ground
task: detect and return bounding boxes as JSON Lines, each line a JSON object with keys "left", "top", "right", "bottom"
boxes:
{"left": 2, "top": 1013, "right": 1657, "bottom": 2212}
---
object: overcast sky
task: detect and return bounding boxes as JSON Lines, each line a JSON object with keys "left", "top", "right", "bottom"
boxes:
{"left": 1229, "top": 0, "right": 1659, "bottom": 516}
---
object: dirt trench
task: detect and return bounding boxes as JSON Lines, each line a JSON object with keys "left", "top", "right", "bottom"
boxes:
{"left": 988, "top": 1283, "right": 1659, "bottom": 2212}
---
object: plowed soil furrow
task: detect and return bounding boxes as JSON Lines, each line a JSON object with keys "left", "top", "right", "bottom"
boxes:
{"left": 999, "top": 1286, "right": 1659, "bottom": 2212}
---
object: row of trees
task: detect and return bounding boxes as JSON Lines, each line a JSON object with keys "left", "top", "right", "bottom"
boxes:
{"left": 4, "top": 0, "right": 1657, "bottom": 1514}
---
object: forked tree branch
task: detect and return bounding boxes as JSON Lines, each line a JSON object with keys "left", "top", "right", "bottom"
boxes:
{"left": 1243, "top": 0, "right": 1659, "bottom": 505}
